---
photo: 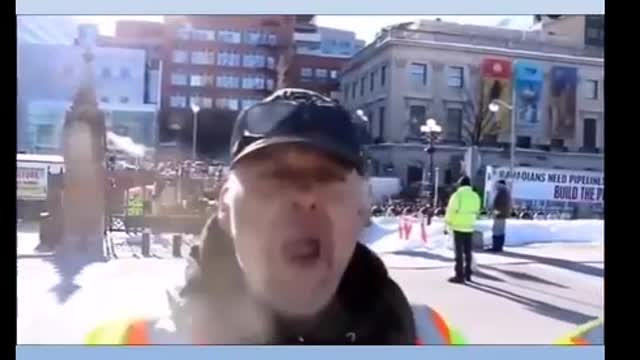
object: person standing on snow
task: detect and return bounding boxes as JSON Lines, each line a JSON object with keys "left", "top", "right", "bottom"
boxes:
{"left": 85, "top": 89, "right": 465, "bottom": 345}
{"left": 489, "top": 180, "right": 511, "bottom": 252}
{"left": 444, "top": 176, "right": 481, "bottom": 284}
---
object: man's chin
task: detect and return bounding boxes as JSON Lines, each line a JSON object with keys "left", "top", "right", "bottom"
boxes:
{"left": 270, "top": 291, "right": 335, "bottom": 319}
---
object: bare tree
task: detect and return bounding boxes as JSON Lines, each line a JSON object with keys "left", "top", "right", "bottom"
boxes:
{"left": 460, "top": 67, "right": 498, "bottom": 146}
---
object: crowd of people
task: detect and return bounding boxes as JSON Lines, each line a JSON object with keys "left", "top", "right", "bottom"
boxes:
{"left": 154, "top": 160, "right": 226, "bottom": 181}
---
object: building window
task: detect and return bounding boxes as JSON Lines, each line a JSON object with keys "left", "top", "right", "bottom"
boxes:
{"left": 445, "top": 108, "right": 463, "bottom": 141}
{"left": 119, "top": 96, "right": 130, "bottom": 104}
{"left": 409, "top": 105, "right": 426, "bottom": 137}
{"left": 301, "top": 67, "right": 313, "bottom": 78}
{"left": 201, "top": 97, "right": 213, "bottom": 108}
{"left": 378, "top": 106, "right": 385, "bottom": 140}
{"left": 190, "top": 95, "right": 202, "bottom": 108}
{"left": 585, "top": 80, "right": 599, "bottom": 99}
{"left": 217, "top": 51, "right": 241, "bottom": 67}
{"left": 267, "top": 34, "right": 277, "bottom": 45}
{"left": 218, "top": 30, "right": 242, "bottom": 44}
{"left": 241, "top": 99, "right": 260, "bottom": 110}
{"left": 245, "top": 31, "right": 263, "bottom": 45}
{"left": 101, "top": 67, "right": 112, "bottom": 79}
{"left": 171, "top": 73, "right": 188, "bottom": 86}
{"left": 191, "top": 29, "right": 216, "bottom": 41}
{"left": 351, "top": 82, "right": 356, "bottom": 99}
{"left": 190, "top": 74, "right": 205, "bottom": 87}
{"left": 583, "top": 118, "right": 597, "bottom": 150}
{"left": 242, "top": 76, "right": 265, "bottom": 90}
{"left": 216, "top": 75, "right": 240, "bottom": 89}
{"left": 267, "top": 56, "right": 276, "bottom": 69}
{"left": 344, "top": 84, "right": 350, "bottom": 102}
{"left": 266, "top": 79, "right": 275, "bottom": 90}
{"left": 191, "top": 51, "right": 215, "bottom": 65}
{"left": 360, "top": 77, "right": 365, "bottom": 96}
{"left": 410, "top": 63, "right": 428, "bottom": 86}
{"left": 35, "top": 124, "right": 55, "bottom": 147}
{"left": 170, "top": 95, "right": 187, "bottom": 108}
{"left": 447, "top": 66, "right": 464, "bottom": 88}
{"left": 100, "top": 96, "right": 110, "bottom": 103}
{"left": 315, "top": 69, "right": 328, "bottom": 78}
{"left": 409, "top": 105, "right": 426, "bottom": 122}
{"left": 381, "top": 65, "right": 387, "bottom": 86}
{"left": 330, "top": 70, "right": 338, "bottom": 79}
{"left": 191, "top": 95, "right": 213, "bottom": 109}
{"left": 232, "top": 53, "right": 241, "bottom": 66}
{"left": 216, "top": 98, "right": 239, "bottom": 111}
{"left": 243, "top": 54, "right": 266, "bottom": 68}
{"left": 370, "top": 71, "right": 375, "bottom": 91}
{"left": 176, "top": 27, "right": 191, "bottom": 40}
{"left": 120, "top": 67, "right": 131, "bottom": 79}
{"left": 172, "top": 50, "right": 189, "bottom": 64}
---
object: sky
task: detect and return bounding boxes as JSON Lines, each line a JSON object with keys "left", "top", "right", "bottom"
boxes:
{"left": 74, "top": 15, "right": 535, "bottom": 45}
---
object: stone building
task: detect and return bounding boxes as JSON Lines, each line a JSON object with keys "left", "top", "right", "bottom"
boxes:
{"left": 340, "top": 18, "right": 604, "bottom": 189}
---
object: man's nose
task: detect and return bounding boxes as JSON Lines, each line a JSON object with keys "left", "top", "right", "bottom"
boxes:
{"left": 290, "top": 180, "right": 319, "bottom": 211}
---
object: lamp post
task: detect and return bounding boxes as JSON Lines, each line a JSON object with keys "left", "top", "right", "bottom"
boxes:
{"left": 488, "top": 99, "right": 515, "bottom": 177}
{"left": 420, "top": 118, "right": 442, "bottom": 207}
{"left": 190, "top": 103, "right": 200, "bottom": 160}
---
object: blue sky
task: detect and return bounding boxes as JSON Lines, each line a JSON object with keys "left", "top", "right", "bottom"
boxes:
{"left": 75, "top": 15, "right": 534, "bottom": 44}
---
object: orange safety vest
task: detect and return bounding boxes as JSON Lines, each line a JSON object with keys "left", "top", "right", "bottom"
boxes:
{"left": 87, "top": 307, "right": 466, "bottom": 345}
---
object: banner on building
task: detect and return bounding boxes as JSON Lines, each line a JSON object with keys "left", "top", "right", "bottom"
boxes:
{"left": 549, "top": 66, "right": 578, "bottom": 140}
{"left": 481, "top": 58, "right": 512, "bottom": 136}
{"left": 513, "top": 61, "right": 544, "bottom": 130}
{"left": 17, "top": 163, "right": 48, "bottom": 200}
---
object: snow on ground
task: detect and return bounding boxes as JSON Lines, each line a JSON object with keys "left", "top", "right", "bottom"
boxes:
{"left": 18, "top": 257, "right": 186, "bottom": 344}
{"left": 361, "top": 217, "right": 603, "bottom": 269}
{"left": 361, "top": 217, "right": 603, "bottom": 255}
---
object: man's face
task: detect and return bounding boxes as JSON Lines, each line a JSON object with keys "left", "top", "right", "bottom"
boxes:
{"left": 219, "top": 144, "right": 365, "bottom": 318}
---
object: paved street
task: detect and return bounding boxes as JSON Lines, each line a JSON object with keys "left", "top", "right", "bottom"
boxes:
{"left": 17, "top": 229, "right": 603, "bottom": 344}
{"left": 388, "top": 245, "right": 603, "bottom": 344}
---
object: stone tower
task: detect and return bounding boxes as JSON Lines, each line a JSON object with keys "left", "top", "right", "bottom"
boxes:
{"left": 61, "top": 48, "right": 107, "bottom": 257}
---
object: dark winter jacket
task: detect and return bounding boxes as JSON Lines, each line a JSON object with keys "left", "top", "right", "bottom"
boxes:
{"left": 181, "top": 215, "right": 417, "bottom": 345}
{"left": 493, "top": 185, "right": 512, "bottom": 219}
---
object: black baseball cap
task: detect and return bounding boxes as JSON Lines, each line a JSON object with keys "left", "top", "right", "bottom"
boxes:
{"left": 229, "top": 89, "right": 364, "bottom": 174}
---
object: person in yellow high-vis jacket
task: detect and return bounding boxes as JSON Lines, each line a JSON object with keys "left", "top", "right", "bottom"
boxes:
{"left": 85, "top": 89, "right": 470, "bottom": 345}
{"left": 445, "top": 176, "right": 481, "bottom": 284}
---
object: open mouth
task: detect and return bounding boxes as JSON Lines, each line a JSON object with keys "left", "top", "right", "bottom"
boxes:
{"left": 282, "top": 237, "right": 322, "bottom": 267}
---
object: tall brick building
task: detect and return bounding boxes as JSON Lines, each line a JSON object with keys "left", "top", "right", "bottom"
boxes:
{"left": 160, "top": 16, "right": 298, "bottom": 124}
{"left": 147, "top": 15, "right": 321, "bottom": 158}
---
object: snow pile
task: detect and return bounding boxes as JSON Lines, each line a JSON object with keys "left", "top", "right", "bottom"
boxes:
{"left": 475, "top": 219, "right": 604, "bottom": 246}
{"left": 361, "top": 217, "right": 604, "bottom": 254}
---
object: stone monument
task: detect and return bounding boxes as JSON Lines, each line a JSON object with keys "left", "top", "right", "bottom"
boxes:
{"left": 60, "top": 48, "right": 107, "bottom": 257}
